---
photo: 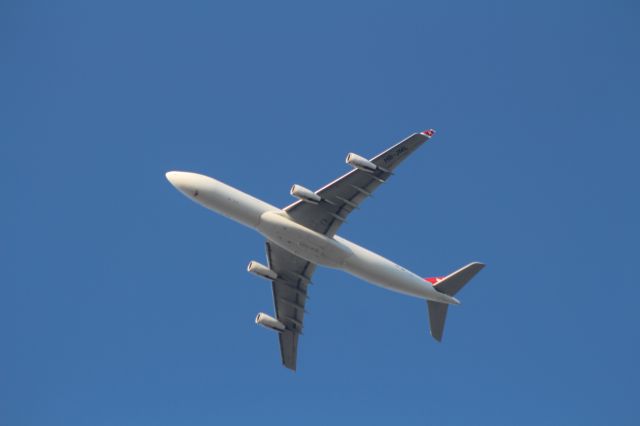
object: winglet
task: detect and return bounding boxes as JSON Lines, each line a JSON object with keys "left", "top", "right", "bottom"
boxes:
{"left": 421, "top": 129, "right": 436, "bottom": 137}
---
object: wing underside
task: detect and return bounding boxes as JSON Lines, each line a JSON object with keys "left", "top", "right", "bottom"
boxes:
{"left": 266, "top": 241, "right": 316, "bottom": 371}
{"left": 284, "top": 132, "right": 432, "bottom": 236}
{"left": 263, "top": 131, "right": 433, "bottom": 370}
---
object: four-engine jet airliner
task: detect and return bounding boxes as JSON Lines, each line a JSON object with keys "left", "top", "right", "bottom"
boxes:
{"left": 166, "top": 130, "right": 484, "bottom": 370}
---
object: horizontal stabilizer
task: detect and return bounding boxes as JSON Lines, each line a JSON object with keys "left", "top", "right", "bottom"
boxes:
{"left": 432, "top": 262, "right": 485, "bottom": 296}
{"left": 427, "top": 301, "right": 448, "bottom": 341}
{"left": 426, "top": 262, "right": 485, "bottom": 342}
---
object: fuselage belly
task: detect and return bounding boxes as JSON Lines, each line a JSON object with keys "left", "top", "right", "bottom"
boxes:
{"left": 166, "top": 171, "right": 456, "bottom": 304}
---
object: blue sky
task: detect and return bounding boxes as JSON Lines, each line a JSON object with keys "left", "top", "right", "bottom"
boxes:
{"left": 2, "top": 1, "right": 639, "bottom": 424}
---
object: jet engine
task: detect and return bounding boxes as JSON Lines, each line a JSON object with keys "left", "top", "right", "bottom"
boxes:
{"left": 346, "top": 153, "right": 377, "bottom": 173}
{"left": 290, "top": 184, "right": 321, "bottom": 204}
{"left": 255, "top": 312, "right": 285, "bottom": 332}
{"left": 247, "top": 260, "right": 278, "bottom": 280}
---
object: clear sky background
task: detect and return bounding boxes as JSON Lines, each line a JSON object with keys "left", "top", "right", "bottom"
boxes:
{"left": 2, "top": 1, "right": 639, "bottom": 425}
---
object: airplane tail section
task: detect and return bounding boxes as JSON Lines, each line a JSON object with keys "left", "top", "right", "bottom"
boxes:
{"left": 425, "top": 262, "right": 485, "bottom": 341}
{"left": 427, "top": 301, "right": 449, "bottom": 341}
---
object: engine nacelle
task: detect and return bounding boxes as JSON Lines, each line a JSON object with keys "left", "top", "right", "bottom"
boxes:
{"left": 346, "top": 153, "right": 377, "bottom": 173}
{"left": 247, "top": 260, "right": 278, "bottom": 280}
{"left": 255, "top": 312, "right": 285, "bottom": 332}
{"left": 290, "top": 184, "right": 321, "bottom": 204}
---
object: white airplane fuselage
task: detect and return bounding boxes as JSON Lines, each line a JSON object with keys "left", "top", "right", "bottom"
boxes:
{"left": 166, "top": 171, "right": 458, "bottom": 305}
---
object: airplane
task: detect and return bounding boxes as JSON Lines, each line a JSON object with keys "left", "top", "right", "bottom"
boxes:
{"left": 166, "top": 129, "right": 484, "bottom": 371}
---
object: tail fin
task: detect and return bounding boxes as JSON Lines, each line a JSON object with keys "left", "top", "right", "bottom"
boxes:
{"left": 426, "top": 262, "right": 485, "bottom": 341}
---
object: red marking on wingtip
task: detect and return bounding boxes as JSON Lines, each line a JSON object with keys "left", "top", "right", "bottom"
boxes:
{"left": 425, "top": 276, "right": 445, "bottom": 285}
{"left": 421, "top": 129, "right": 436, "bottom": 137}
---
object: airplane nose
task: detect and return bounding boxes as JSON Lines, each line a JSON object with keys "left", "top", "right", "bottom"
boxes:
{"left": 165, "top": 171, "right": 199, "bottom": 197}
{"left": 165, "top": 171, "right": 183, "bottom": 188}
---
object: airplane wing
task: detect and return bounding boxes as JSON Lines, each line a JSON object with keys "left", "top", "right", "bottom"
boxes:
{"left": 265, "top": 241, "right": 317, "bottom": 371}
{"left": 284, "top": 130, "right": 434, "bottom": 236}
